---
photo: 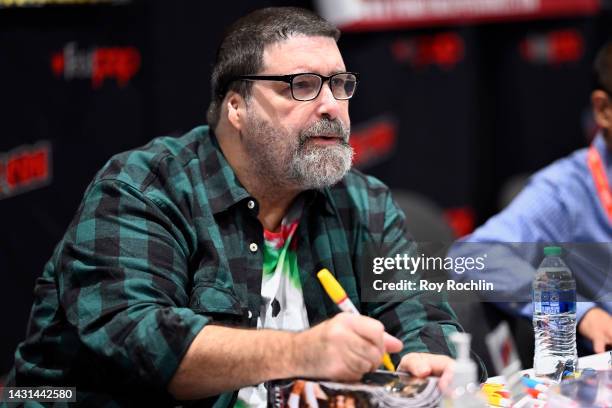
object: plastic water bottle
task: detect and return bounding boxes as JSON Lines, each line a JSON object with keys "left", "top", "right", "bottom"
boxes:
{"left": 532, "top": 246, "right": 577, "bottom": 377}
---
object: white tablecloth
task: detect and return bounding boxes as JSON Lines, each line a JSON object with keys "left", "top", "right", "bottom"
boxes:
{"left": 486, "top": 351, "right": 611, "bottom": 384}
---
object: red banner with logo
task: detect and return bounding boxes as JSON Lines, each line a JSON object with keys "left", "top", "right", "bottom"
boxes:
{"left": 316, "top": 0, "right": 600, "bottom": 31}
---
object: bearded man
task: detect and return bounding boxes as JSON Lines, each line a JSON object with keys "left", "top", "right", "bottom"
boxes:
{"left": 8, "top": 7, "right": 466, "bottom": 407}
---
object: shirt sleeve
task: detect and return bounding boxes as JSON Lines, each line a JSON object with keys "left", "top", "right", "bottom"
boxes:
{"left": 448, "top": 168, "right": 597, "bottom": 323}
{"left": 56, "top": 179, "right": 209, "bottom": 389}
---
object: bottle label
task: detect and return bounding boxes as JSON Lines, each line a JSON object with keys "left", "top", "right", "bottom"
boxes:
{"left": 534, "top": 290, "right": 576, "bottom": 314}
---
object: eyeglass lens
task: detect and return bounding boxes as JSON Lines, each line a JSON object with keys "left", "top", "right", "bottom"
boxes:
{"left": 291, "top": 73, "right": 357, "bottom": 101}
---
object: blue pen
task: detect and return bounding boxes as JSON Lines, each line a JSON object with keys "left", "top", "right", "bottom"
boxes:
{"left": 521, "top": 377, "right": 547, "bottom": 392}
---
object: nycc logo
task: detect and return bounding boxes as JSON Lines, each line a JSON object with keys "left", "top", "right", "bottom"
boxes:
{"left": 520, "top": 29, "right": 584, "bottom": 65}
{"left": 0, "top": 142, "right": 52, "bottom": 200}
{"left": 51, "top": 42, "right": 141, "bottom": 88}
{"left": 391, "top": 32, "right": 465, "bottom": 69}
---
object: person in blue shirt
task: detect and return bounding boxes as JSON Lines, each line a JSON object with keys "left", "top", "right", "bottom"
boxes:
{"left": 449, "top": 41, "right": 612, "bottom": 354}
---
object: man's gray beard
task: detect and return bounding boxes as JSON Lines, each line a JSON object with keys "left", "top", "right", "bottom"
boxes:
{"left": 244, "top": 113, "right": 354, "bottom": 190}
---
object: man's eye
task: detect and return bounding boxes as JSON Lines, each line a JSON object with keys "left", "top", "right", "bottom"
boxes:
{"left": 331, "top": 78, "right": 344, "bottom": 88}
{"left": 293, "top": 81, "right": 312, "bottom": 90}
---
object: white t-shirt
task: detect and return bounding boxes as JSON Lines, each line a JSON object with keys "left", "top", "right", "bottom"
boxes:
{"left": 236, "top": 200, "right": 309, "bottom": 408}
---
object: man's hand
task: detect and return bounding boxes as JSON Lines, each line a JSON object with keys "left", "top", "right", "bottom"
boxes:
{"left": 578, "top": 307, "right": 612, "bottom": 353}
{"left": 292, "top": 313, "right": 403, "bottom": 381}
{"left": 397, "top": 353, "right": 455, "bottom": 390}
{"left": 168, "top": 314, "right": 403, "bottom": 399}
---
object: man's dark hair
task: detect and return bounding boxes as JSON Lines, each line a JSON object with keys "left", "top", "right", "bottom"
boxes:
{"left": 594, "top": 40, "right": 612, "bottom": 95}
{"left": 206, "top": 7, "right": 340, "bottom": 129}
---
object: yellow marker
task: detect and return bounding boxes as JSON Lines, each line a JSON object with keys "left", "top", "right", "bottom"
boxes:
{"left": 486, "top": 394, "right": 512, "bottom": 407}
{"left": 481, "top": 383, "right": 505, "bottom": 393}
{"left": 317, "top": 268, "right": 396, "bottom": 372}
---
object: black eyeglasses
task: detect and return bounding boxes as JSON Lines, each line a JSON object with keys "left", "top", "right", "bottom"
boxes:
{"left": 230, "top": 72, "right": 359, "bottom": 101}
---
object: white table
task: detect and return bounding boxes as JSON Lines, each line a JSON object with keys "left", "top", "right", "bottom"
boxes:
{"left": 486, "top": 351, "right": 611, "bottom": 384}
{"left": 484, "top": 352, "right": 610, "bottom": 407}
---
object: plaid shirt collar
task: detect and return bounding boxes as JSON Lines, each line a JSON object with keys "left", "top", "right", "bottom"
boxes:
{"left": 202, "top": 128, "right": 335, "bottom": 216}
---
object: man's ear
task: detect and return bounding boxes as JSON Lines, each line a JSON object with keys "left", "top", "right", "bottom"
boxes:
{"left": 592, "top": 90, "right": 612, "bottom": 130}
{"left": 226, "top": 92, "right": 246, "bottom": 132}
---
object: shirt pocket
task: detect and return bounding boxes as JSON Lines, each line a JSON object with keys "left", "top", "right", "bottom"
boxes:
{"left": 189, "top": 282, "right": 247, "bottom": 325}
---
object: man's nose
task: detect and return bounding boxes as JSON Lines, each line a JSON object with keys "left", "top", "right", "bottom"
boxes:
{"left": 315, "top": 82, "right": 342, "bottom": 119}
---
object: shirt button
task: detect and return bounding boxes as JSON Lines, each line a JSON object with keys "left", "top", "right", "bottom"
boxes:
{"left": 247, "top": 200, "right": 256, "bottom": 210}
{"left": 249, "top": 242, "right": 258, "bottom": 252}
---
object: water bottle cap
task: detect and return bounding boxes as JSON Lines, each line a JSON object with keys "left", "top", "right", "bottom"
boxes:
{"left": 543, "top": 246, "right": 562, "bottom": 256}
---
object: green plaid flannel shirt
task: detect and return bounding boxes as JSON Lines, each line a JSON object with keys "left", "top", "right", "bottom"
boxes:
{"left": 9, "top": 126, "right": 462, "bottom": 407}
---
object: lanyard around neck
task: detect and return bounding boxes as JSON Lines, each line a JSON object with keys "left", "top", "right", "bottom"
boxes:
{"left": 587, "top": 143, "right": 612, "bottom": 223}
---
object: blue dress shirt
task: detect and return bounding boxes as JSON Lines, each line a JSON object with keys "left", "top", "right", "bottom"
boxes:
{"left": 450, "top": 132, "right": 612, "bottom": 325}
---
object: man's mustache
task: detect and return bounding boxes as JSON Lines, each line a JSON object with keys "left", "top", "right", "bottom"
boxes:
{"left": 299, "top": 119, "right": 350, "bottom": 145}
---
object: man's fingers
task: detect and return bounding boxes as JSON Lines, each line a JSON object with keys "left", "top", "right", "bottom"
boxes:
{"left": 593, "top": 337, "right": 606, "bottom": 354}
{"left": 383, "top": 332, "right": 403, "bottom": 353}
{"left": 438, "top": 361, "right": 455, "bottom": 391}
{"left": 579, "top": 308, "right": 612, "bottom": 352}
{"left": 346, "top": 315, "right": 385, "bottom": 352}
{"left": 336, "top": 314, "right": 403, "bottom": 356}
{"left": 348, "top": 340, "right": 384, "bottom": 371}
{"left": 398, "top": 353, "right": 454, "bottom": 378}
{"left": 418, "top": 354, "right": 454, "bottom": 377}
{"left": 606, "top": 326, "right": 612, "bottom": 343}
{"left": 591, "top": 325, "right": 612, "bottom": 353}
{"left": 344, "top": 344, "right": 376, "bottom": 378}
{"left": 398, "top": 353, "right": 429, "bottom": 377}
